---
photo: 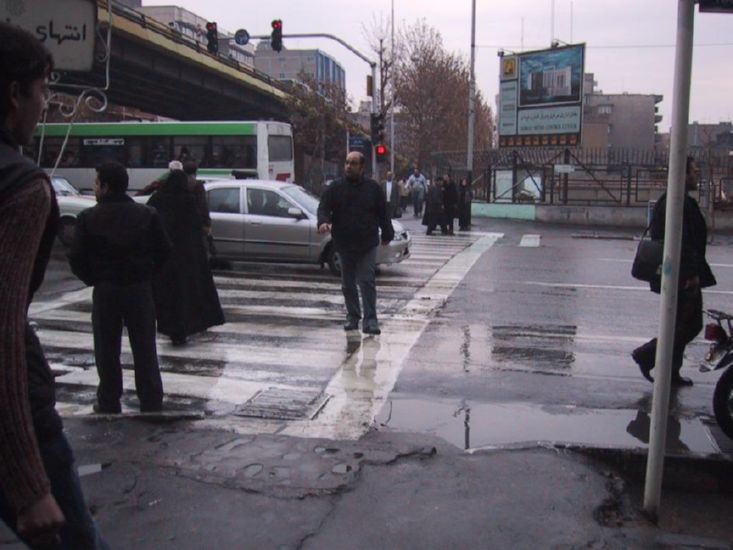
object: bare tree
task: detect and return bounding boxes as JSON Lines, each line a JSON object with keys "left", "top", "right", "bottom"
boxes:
{"left": 283, "top": 74, "right": 365, "bottom": 190}
{"left": 392, "top": 20, "right": 493, "bottom": 171}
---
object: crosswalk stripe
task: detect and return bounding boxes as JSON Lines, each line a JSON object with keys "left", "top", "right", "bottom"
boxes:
{"left": 40, "top": 230, "right": 489, "bottom": 424}
{"left": 519, "top": 234, "right": 541, "bottom": 247}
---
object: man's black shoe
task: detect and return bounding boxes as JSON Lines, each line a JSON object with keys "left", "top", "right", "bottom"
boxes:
{"left": 343, "top": 321, "right": 359, "bottom": 331}
{"left": 93, "top": 403, "right": 121, "bottom": 414}
{"left": 632, "top": 349, "right": 654, "bottom": 383}
{"left": 671, "top": 374, "right": 693, "bottom": 387}
{"left": 363, "top": 325, "right": 381, "bottom": 335}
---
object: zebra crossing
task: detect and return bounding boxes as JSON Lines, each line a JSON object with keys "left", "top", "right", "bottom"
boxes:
{"left": 32, "top": 230, "right": 507, "bottom": 437}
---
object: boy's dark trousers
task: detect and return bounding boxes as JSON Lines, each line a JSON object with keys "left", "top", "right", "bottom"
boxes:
{"left": 92, "top": 280, "right": 163, "bottom": 412}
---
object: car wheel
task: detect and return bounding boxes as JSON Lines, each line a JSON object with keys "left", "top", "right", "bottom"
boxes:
{"left": 327, "top": 246, "right": 342, "bottom": 276}
{"left": 57, "top": 217, "right": 76, "bottom": 247}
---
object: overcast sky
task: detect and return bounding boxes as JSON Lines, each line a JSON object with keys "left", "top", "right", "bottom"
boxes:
{"left": 144, "top": 0, "right": 733, "bottom": 129}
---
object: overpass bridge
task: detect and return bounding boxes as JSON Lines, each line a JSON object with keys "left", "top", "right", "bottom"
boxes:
{"left": 59, "top": 0, "right": 290, "bottom": 121}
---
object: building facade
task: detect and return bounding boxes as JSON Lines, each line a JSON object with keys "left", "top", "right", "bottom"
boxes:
{"left": 137, "top": 5, "right": 255, "bottom": 67}
{"left": 255, "top": 43, "right": 345, "bottom": 92}
{"left": 581, "top": 74, "right": 663, "bottom": 151}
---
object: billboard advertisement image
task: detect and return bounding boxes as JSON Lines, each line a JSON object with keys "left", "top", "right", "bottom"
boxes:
{"left": 498, "top": 43, "right": 585, "bottom": 148}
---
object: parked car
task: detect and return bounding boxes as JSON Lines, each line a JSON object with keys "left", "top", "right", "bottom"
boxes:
{"left": 51, "top": 176, "right": 95, "bottom": 246}
{"left": 205, "top": 179, "right": 411, "bottom": 274}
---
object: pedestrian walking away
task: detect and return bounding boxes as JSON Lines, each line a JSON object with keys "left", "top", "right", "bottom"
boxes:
{"left": 317, "top": 151, "right": 394, "bottom": 335}
{"left": 147, "top": 169, "right": 225, "bottom": 345}
{"left": 458, "top": 177, "right": 473, "bottom": 230}
{"left": 67, "top": 161, "right": 171, "bottom": 414}
{"left": 398, "top": 178, "right": 410, "bottom": 214}
{"left": 0, "top": 22, "right": 108, "bottom": 549}
{"left": 423, "top": 176, "right": 447, "bottom": 235}
{"left": 442, "top": 174, "right": 458, "bottom": 235}
{"left": 407, "top": 167, "right": 427, "bottom": 217}
{"left": 632, "top": 156, "right": 716, "bottom": 386}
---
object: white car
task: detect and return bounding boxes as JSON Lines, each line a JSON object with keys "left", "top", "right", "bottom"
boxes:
{"left": 205, "top": 179, "right": 411, "bottom": 274}
{"left": 52, "top": 176, "right": 95, "bottom": 246}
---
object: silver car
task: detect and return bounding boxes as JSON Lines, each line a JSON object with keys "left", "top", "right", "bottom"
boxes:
{"left": 205, "top": 179, "right": 411, "bottom": 274}
{"left": 52, "top": 176, "right": 96, "bottom": 246}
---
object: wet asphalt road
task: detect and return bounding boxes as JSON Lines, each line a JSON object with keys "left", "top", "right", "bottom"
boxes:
{"left": 33, "top": 216, "right": 733, "bottom": 454}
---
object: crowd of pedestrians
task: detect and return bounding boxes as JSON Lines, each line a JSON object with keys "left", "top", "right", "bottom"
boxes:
{"left": 385, "top": 166, "right": 473, "bottom": 235}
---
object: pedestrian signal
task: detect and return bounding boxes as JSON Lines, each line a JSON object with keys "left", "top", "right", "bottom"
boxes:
{"left": 271, "top": 19, "right": 283, "bottom": 52}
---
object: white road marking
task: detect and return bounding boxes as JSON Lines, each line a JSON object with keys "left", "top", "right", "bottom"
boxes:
{"left": 522, "top": 281, "right": 733, "bottom": 295}
{"left": 283, "top": 232, "right": 504, "bottom": 440}
{"left": 519, "top": 234, "right": 541, "bottom": 247}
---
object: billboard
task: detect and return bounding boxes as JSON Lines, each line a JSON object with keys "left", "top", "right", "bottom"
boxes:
{"left": 498, "top": 43, "right": 585, "bottom": 148}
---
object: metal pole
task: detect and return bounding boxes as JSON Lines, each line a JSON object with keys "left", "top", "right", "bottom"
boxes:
{"left": 643, "top": 0, "right": 695, "bottom": 521}
{"left": 371, "top": 63, "right": 378, "bottom": 178}
{"left": 467, "top": 0, "right": 476, "bottom": 183}
{"left": 551, "top": 0, "right": 555, "bottom": 42}
{"left": 390, "top": 0, "right": 395, "bottom": 175}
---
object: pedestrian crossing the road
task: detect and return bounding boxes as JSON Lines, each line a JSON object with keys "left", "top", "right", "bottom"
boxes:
{"left": 32, "top": 231, "right": 503, "bottom": 436}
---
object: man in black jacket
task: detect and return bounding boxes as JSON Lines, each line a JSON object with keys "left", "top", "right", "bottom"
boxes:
{"left": 632, "top": 156, "right": 716, "bottom": 386}
{"left": 68, "top": 162, "right": 171, "bottom": 413}
{"left": 317, "top": 152, "right": 394, "bottom": 334}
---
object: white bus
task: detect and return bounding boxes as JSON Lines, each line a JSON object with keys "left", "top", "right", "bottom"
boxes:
{"left": 32, "top": 120, "right": 294, "bottom": 191}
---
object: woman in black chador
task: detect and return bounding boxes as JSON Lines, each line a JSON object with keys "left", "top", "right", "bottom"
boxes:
{"left": 632, "top": 157, "right": 716, "bottom": 386}
{"left": 148, "top": 170, "right": 224, "bottom": 344}
{"left": 457, "top": 178, "right": 473, "bottom": 230}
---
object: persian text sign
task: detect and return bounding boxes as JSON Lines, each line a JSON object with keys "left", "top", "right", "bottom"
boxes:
{"left": 1, "top": 0, "right": 97, "bottom": 72}
{"left": 518, "top": 106, "right": 582, "bottom": 135}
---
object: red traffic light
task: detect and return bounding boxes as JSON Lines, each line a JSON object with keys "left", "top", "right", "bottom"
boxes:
{"left": 271, "top": 19, "right": 282, "bottom": 30}
{"left": 206, "top": 21, "right": 217, "bottom": 32}
{"left": 375, "top": 144, "right": 388, "bottom": 156}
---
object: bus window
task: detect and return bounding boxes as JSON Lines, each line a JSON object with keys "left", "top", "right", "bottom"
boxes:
{"left": 268, "top": 135, "right": 293, "bottom": 162}
{"left": 126, "top": 137, "right": 145, "bottom": 168}
{"left": 39, "top": 137, "right": 81, "bottom": 167}
{"left": 146, "top": 136, "right": 171, "bottom": 168}
{"left": 80, "top": 138, "right": 127, "bottom": 167}
{"left": 173, "top": 136, "right": 207, "bottom": 164}
{"left": 211, "top": 136, "right": 256, "bottom": 169}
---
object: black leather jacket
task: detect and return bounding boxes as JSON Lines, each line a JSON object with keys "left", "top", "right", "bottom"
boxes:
{"left": 68, "top": 193, "right": 171, "bottom": 286}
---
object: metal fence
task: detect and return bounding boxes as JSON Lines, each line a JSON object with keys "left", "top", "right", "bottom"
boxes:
{"left": 430, "top": 147, "right": 733, "bottom": 208}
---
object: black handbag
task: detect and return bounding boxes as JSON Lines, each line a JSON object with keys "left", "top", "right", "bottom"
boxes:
{"left": 631, "top": 226, "right": 663, "bottom": 282}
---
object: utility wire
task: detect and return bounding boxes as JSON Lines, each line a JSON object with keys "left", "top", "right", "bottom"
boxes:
{"left": 477, "top": 42, "right": 733, "bottom": 50}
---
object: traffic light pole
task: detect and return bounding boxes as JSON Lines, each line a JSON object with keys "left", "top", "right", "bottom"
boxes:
{"left": 249, "top": 32, "right": 379, "bottom": 176}
{"left": 466, "top": 0, "right": 477, "bottom": 186}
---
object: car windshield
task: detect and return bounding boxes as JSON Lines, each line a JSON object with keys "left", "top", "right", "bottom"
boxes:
{"left": 52, "top": 177, "right": 80, "bottom": 197}
{"left": 281, "top": 185, "right": 319, "bottom": 216}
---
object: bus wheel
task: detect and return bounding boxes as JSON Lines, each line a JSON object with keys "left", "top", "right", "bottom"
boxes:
{"left": 58, "top": 218, "right": 76, "bottom": 247}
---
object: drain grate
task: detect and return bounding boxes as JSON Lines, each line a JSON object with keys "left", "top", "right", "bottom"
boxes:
{"left": 234, "top": 387, "right": 330, "bottom": 420}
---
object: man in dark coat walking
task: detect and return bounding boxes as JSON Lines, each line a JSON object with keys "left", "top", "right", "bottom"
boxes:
{"left": 68, "top": 161, "right": 171, "bottom": 413}
{"left": 317, "top": 151, "right": 394, "bottom": 334}
{"left": 423, "top": 177, "right": 446, "bottom": 235}
{"left": 632, "top": 156, "right": 716, "bottom": 386}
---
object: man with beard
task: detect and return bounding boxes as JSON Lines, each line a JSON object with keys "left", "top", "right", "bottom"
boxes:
{"left": 317, "top": 152, "right": 393, "bottom": 335}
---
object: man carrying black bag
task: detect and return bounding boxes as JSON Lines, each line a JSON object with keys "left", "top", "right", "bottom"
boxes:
{"left": 632, "top": 156, "right": 716, "bottom": 386}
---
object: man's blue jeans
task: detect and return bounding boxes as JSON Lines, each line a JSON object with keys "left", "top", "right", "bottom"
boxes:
{"left": 0, "top": 431, "right": 108, "bottom": 549}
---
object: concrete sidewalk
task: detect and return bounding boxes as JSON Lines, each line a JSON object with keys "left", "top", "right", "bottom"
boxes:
{"left": 2, "top": 417, "right": 732, "bottom": 549}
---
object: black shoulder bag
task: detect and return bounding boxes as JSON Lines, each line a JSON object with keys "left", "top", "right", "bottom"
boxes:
{"left": 631, "top": 224, "right": 663, "bottom": 282}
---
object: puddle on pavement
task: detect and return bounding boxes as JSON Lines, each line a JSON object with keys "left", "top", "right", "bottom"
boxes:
{"left": 376, "top": 397, "right": 718, "bottom": 455}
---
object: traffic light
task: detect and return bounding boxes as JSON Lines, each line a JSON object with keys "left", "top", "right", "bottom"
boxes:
{"left": 370, "top": 112, "right": 385, "bottom": 144}
{"left": 271, "top": 19, "right": 283, "bottom": 52}
{"left": 375, "top": 143, "right": 388, "bottom": 159}
{"left": 205, "top": 22, "right": 218, "bottom": 54}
